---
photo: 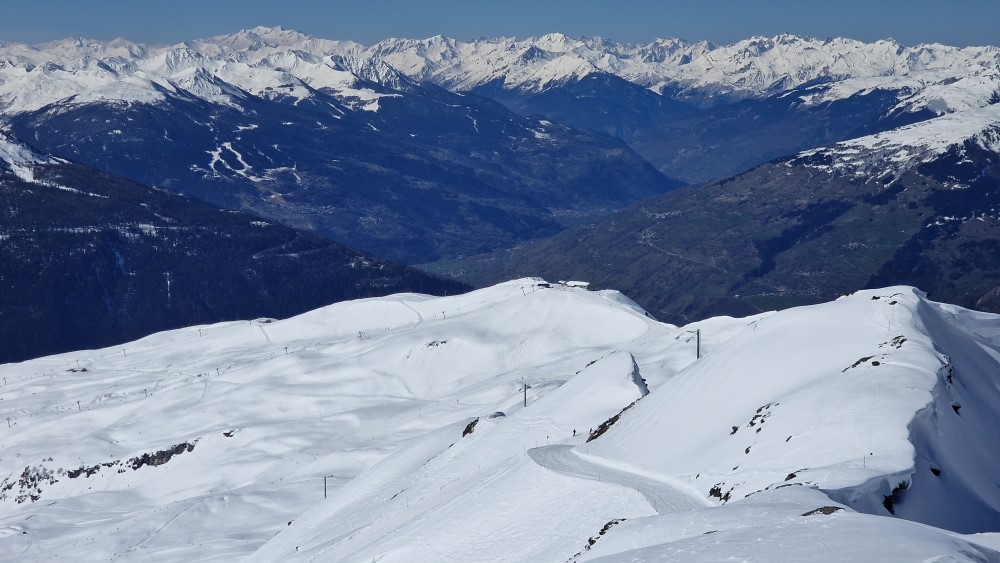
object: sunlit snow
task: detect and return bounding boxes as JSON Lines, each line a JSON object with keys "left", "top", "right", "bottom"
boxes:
{"left": 0, "top": 279, "right": 997, "bottom": 561}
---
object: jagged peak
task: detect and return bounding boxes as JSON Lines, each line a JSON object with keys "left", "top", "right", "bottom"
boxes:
{"left": 330, "top": 54, "right": 415, "bottom": 91}
{"left": 518, "top": 45, "right": 552, "bottom": 63}
{"left": 536, "top": 32, "right": 572, "bottom": 43}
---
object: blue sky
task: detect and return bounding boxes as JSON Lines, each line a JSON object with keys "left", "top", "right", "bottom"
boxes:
{"left": 3, "top": 0, "right": 998, "bottom": 46}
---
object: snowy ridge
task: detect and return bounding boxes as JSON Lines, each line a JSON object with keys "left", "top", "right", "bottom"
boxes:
{"left": 1, "top": 279, "right": 998, "bottom": 560}
{"left": 0, "top": 28, "right": 998, "bottom": 118}
{"left": 791, "top": 65, "right": 1000, "bottom": 115}
{"left": 365, "top": 32, "right": 1000, "bottom": 108}
{"left": 794, "top": 103, "right": 1000, "bottom": 179}
{"left": 586, "top": 287, "right": 1000, "bottom": 525}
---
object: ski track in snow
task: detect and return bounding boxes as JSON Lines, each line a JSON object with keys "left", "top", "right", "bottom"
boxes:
{"left": 528, "top": 445, "right": 709, "bottom": 513}
{"left": 397, "top": 299, "right": 425, "bottom": 324}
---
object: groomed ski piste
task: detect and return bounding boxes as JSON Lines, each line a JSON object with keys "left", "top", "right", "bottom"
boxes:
{"left": 0, "top": 278, "right": 998, "bottom": 561}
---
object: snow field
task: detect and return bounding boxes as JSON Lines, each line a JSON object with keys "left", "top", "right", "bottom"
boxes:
{"left": 0, "top": 279, "right": 998, "bottom": 560}
{"left": 582, "top": 487, "right": 999, "bottom": 562}
{"left": 0, "top": 279, "right": 681, "bottom": 560}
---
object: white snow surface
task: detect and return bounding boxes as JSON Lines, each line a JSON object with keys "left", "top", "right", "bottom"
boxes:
{"left": 581, "top": 487, "right": 999, "bottom": 562}
{"left": 586, "top": 286, "right": 1000, "bottom": 531}
{"left": 1, "top": 279, "right": 999, "bottom": 561}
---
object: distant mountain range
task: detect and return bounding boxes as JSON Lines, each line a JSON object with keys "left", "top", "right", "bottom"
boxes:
{"left": 364, "top": 32, "right": 1000, "bottom": 183}
{"left": 0, "top": 132, "right": 466, "bottom": 363}
{"left": 5, "top": 29, "right": 996, "bottom": 102}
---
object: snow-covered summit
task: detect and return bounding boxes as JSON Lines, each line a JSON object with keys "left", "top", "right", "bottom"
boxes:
{"left": 0, "top": 279, "right": 998, "bottom": 560}
{"left": 188, "top": 25, "right": 359, "bottom": 59}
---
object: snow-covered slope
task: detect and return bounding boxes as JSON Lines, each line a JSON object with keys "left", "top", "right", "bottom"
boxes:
{"left": 793, "top": 103, "right": 1000, "bottom": 179}
{"left": 0, "top": 129, "right": 61, "bottom": 182}
{"left": 587, "top": 287, "right": 1000, "bottom": 533}
{"left": 0, "top": 280, "right": 677, "bottom": 560}
{"left": 1, "top": 280, "right": 998, "bottom": 561}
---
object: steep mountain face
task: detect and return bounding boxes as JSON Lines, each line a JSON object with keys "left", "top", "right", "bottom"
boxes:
{"left": 432, "top": 105, "right": 1000, "bottom": 323}
{"left": 0, "top": 132, "right": 467, "bottom": 364}
{"left": 1, "top": 280, "right": 997, "bottom": 560}
{"left": 0, "top": 29, "right": 678, "bottom": 264}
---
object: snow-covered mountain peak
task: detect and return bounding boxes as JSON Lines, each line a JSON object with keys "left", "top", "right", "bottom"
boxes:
{"left": 533, "top": 32, "right": 579, "bottom": 51}
{"left": 179, "top": 26, "right": 358, "bottom": 62}
{"left": 330, "top": 54, "right": 415, "bottom": 91}
{"left": 636, "top": 37, "right": 701, "bottom": 64}
{"left": 0, "top": 28, "right": 405, "bottom": 115}
{"left": 139, "top": 45, "right": 208, "bottom": 75}
{"left": 366, "top": 35, "right": 462, "bottom": 78}
{"left": 203, "top": 25, "right": 312, "bottom": 51}
{"left": 168, "top": 66, "right": 248, "bottom": 108}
